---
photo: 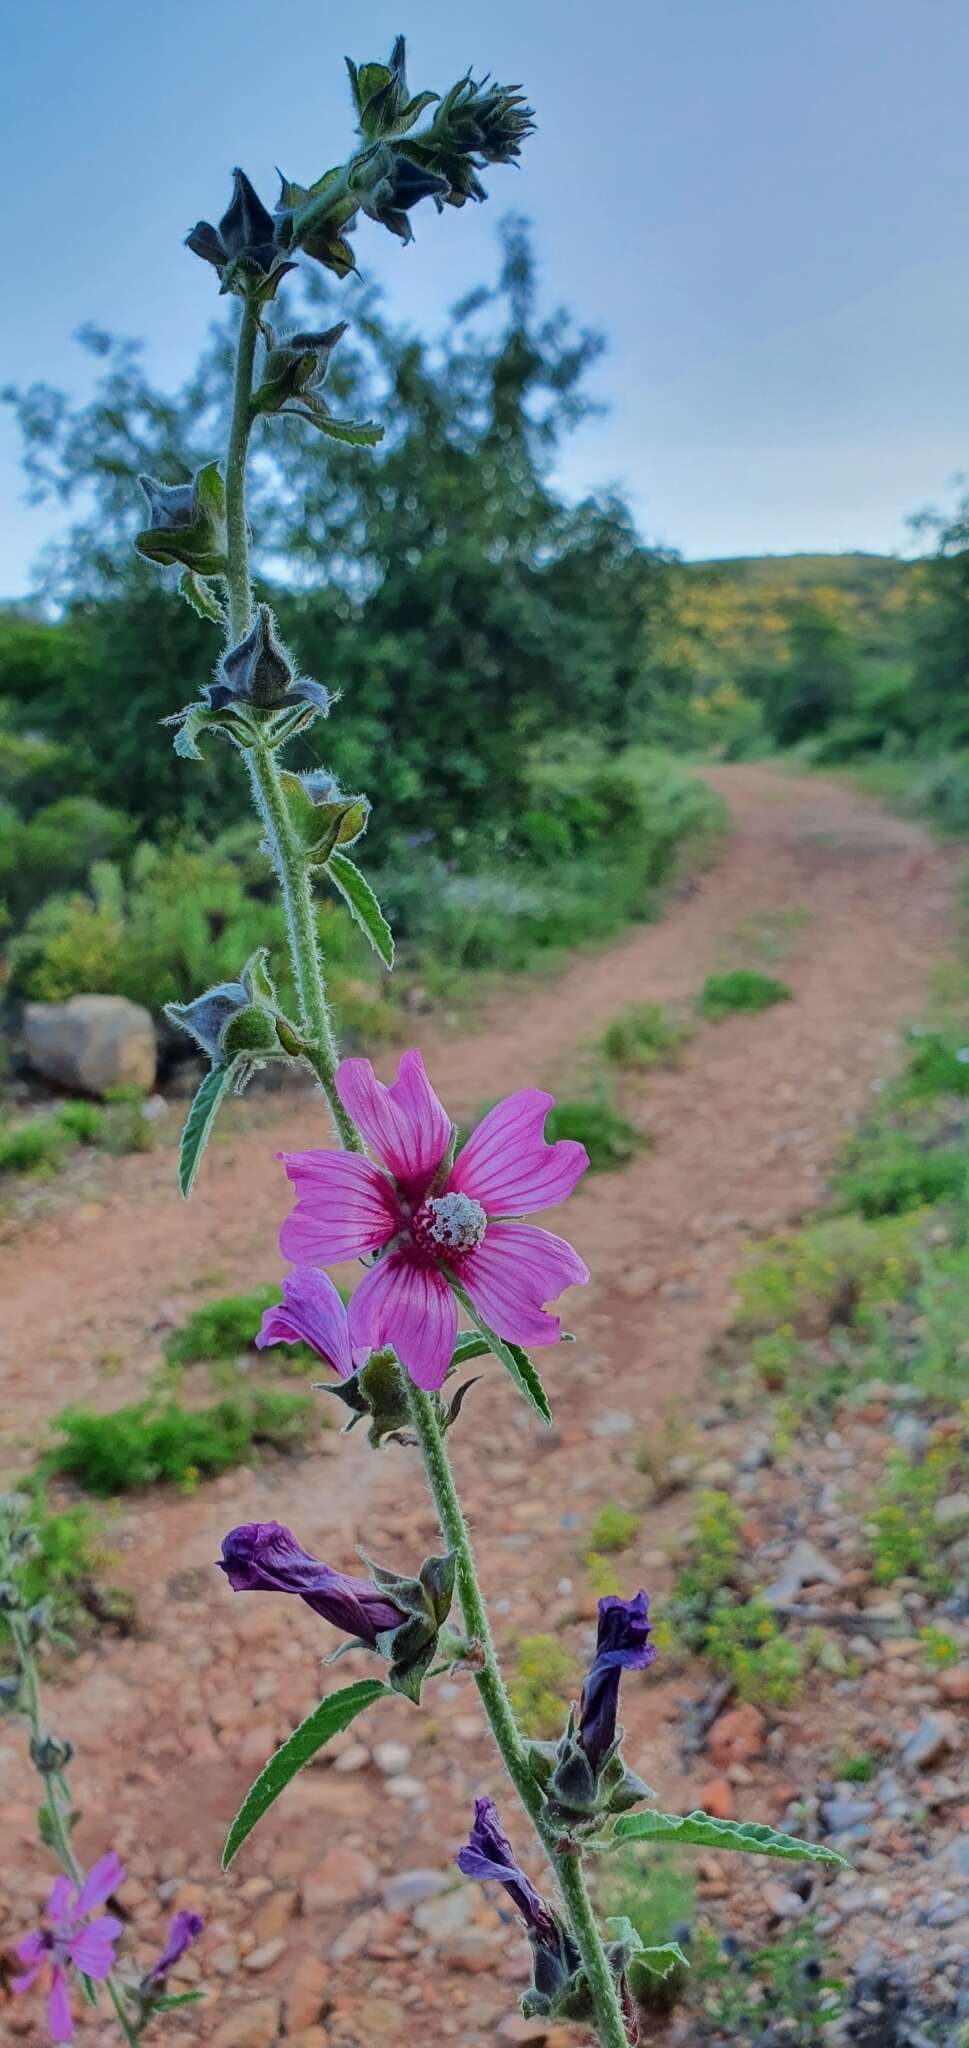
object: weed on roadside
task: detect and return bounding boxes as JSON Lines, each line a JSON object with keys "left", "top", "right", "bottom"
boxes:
{"left": 41, "top": 1389, "right": 316, "bottom": 1496}
{"left": 696, "top": 969, "right": 792, "bottom": 1021}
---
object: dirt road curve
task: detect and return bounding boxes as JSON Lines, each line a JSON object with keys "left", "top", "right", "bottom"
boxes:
{"left": 0, "top": 767, "right": 960, "bottom": 2047}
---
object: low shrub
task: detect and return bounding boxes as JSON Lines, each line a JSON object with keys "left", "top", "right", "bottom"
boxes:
{"left": 0, "top": 1118, "right": 66, "bottom": 1176}
{"left": 545, "top": 1097, "right": 644, "bottom": 1172}
{"left": 897, "top": 1027, "right": 969, "bottom": 1101}
{"left": 586, "top": 1502, "right": 641, "bottom": 1553}
{"left": 733, "top": 1212, "right": 922, "bottom": 1337}
{"left": 509, "top": 1632, "right": 577, "bottom": 1739}
{"left": 42, "top": 1390, "right": 315, "bottom": 1496}
{"left": 696, "top": 969, "right": 792, "bottom": 1020}
{"left": 163, "top": 1286, "right": 284, "bottom": 1369}
{"left": 869, "top": 1439, "right": 962, "bottom": 1594}
{"left": 599, "top": 1001, "right": 692, "bottom": 1069}
{"left": 831, "top": 1120, "right": 965, "bottom": 1217}
{"left": 595, "top": 1846, "right": 693, "bottom": 2015}
{"left": 668, "top": 1492, "right": 805, "bottom": 1707}
{"left": 0, "top": 1492, "right": 112, "bottom": 1651}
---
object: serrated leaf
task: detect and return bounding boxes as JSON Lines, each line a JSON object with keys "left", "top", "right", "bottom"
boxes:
{"left": 448, "top": 1334, "right": 492, "bottom": 1368}
{"left": 448, "top": 1283, "right": 552, "bottom": 1423}
{"left": 178, "top": 1063, "right": 235, "bottom": 1198}
{"left": 327, "top": 850, "right": 394, "bottom": 967}
{"left": 222, "top": 1679, "right": 389, "bottom": 1867}
{"left": 613, "top": 1809, "right": 848, "bottom": 1867}
{"left": 292, "top": 398, "right": 384, "bottom": 447}
{"left": 179, "top": 568, "right": 225, "bottom": 625}
{"left": 627, "top": 1942, "right": 690, "bottom": 1988}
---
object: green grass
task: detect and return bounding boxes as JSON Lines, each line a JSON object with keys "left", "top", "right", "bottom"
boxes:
{"left": 830, "top": 1751, "right": 877, "bottom": 1784}
{"left": 598, "top": 1001, "right": 692, "bottom": 1070}
{"left": 0, "top": 1491, "right": 115, "bottom": 1652}
{"left": 41, "top": 1390, "right": 315, "bottom": 1496}
{"left": 0, "top": 1094, "right": 152, "bottom": 1178}
{"left": 0, "top": 1119, "right": 66, "bottom": 1174}
{"left": 667, "top": 1491, "right": 805, "bottom": 1707}
{"left": 897, "top": 1028, "right": 969, "bottom": 1101}
{"left": 595, "top": 1846, "right": 693, "bottom": 2014}
{"left": 164, "top": 1286, "right": 296, "bottom": 1369}
{"left": 831, "top": 1119, "right": 965, "bottom": 1218}
{"left": 696, "top": 969, "right": 792, "bottom": 1020}
{"left": 869, "top": 1440, "right": 962, "bottom": 1595}
{"left": 733, "top": 1212, "right": 922, "bottom": 1337}
{"left": 545, "top": 1097, "right": 644, "bottom": 1172}
{"left": 586, "top": 1502, "right": 641, "bottom": 1553}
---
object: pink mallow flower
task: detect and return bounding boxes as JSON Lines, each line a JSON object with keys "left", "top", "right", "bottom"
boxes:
{"left": 12, "top": 1853, "right": 125, "bottom": 2044}
{"left": 278, "top": 1050, "right": 590, "bottom": 1391}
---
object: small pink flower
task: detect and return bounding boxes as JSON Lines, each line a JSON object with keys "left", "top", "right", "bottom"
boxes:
{"left": 279, "top": 1050, "right": 589, "bottom": 1390}
{"left": 12, "top": 1853, "right": 125, "bottom": 2044}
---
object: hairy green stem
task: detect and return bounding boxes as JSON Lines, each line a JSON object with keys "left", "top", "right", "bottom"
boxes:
{"left": 223, "top": 307, "right": 360, "bottom": 1150}
{"left": 247, "top": 743, "right": 361, "bottom": 1149}
{"left": 225, "top": 303, "right": 259, "bottom": 641}
{"left": 557, "top": 1852, "right": 631, "bottom": 2048}
{"left": 404, "top": 1386, "right": 631, "bottom": 2048}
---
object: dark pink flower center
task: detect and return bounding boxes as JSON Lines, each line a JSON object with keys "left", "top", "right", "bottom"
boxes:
{"left": 410, "top": 1192, "right": 488, "bottom": 1260}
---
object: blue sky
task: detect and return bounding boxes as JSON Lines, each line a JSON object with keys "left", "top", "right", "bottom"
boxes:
{"left": 3, "top": 0, "right": 969, "bottom": 592}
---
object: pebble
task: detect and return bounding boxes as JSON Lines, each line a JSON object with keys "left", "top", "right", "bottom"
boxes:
{"left": 282, "top": 1952, "right": 330, "bottom": 2031}
{"left": 210, "top": 1999, "right": 280, "bottom": 2048}
{"left": 334, "top": 1741, "right": 371, "bottom": 1774}
{"left": 381, "top": 1869, "right": 449, "bottom": 1912}
{"left": 763, "top": 1538, "right": 843, "bottom": 1607}
{"left": 244, "top": 1936, "right": 287, "bottom": 1972}
{"left": 300, "top": 1848, "right": 377, "bottom": 1913}
{"left": 372, "top": 1740, "right": 412, "bottom": 1776}
{"left": 820, "top": 1798, "right": 875, "bottom": 1834}
{"left": 589, "top": 1409, "right": 635, "bottom": 1436}
{"left": 933, "top": 1492, "right": 969, "bottom": 1533}
{"left": 899, "top": 1713, "right": 956, "bottom": 1770}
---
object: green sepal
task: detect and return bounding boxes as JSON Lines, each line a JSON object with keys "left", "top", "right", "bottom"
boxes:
{"left": 613, "top": 1809, "right": 849, "bottom": 1866}
{"left": 368, "top": 1548, "right": 456, "bottom": 1702}
{"left": 165, "top": 700, "right": 259, "bottom": 761}
{"left": 317, "top": 1347, "right": 411, "bottom": 1447}
{"left": 136, "top": 462, "right": 227, "bottom": 576}
{"left": 326, "top": 849, "right": 394, "bottom": 967}
{"left": 282, "top": 168, "right": 359, "bottom": 278}
{"left": 221, "top": 1005, "right": 281, "bottom": 1059}
{"left": 179, "top": 568, "right": 226, "bottom": 625}
{"left": 278, "top": 771, "right": 370, "bottom": 865}
{"left": 222, "top": 1679, "right": 389, "bottom": 1867}
{"left": 177, "top": 1062, "right": 236, "bottom": 1198}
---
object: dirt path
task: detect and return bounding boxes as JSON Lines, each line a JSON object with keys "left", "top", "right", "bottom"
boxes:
{"left": 0, "top": 767, "right": 961, "bottom": 2048}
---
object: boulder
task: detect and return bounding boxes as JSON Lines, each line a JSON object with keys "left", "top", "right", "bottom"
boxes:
{"left": 24, "top": 995, "right": 156, "bottom": 1098}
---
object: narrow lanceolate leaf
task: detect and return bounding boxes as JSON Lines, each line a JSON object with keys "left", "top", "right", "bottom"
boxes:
{"left": 613, "top": 1810, "right": 848, "bottom": 1867}
{"left": 222, "top": 1680, "right": 389, "bottom": 1868}
{"left": 177, "top": 1062, "right": 235, "bottom": 1198}
{"left": 448, "top": 1334, "right": 492, "bottom": 1368}
{"left": 448, "top": 1285, "right": 552, "bottom": 1424}
{"left": 327, "top": 850, "right": 394, "bottom": 968}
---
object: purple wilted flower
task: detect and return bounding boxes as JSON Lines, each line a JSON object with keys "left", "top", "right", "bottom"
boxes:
{"left": 218, "top": 1522, "right": 405, "bottom": 1646}
{"left": 12, "top": 1853, "right": 125, "bottom": 2043}
{"left": 142, "top": 1910, "right": 204, "bottom": 1993}
{"left": 578, "top": 1592, "right": 656, "bottom": 1776}
{"left": 457, "top": 1798, "right": 561, "bottom": 1947}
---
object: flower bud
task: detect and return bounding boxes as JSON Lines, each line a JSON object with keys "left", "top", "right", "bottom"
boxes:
{"left": 399, "top": 74, "right": 536, "bottom": 208}
{"left": 275, "top": 169, "right": 358, "bottom": 281}
{"left": 252, "top": 323, "right": 348, "bottom": 416}
{"left": 208, "top": 605, "right": 331, "bottom": 719}
{"left": 30, "top": 1732, "right": 74, "bottom": 1775}
{"left": 135, "top": 462, "right": 227, "bottom": 578}
{"left": 457, "top": 1798, "right": 579, "bottom": 2011}
{"left": 141, "top": 1910, "right": 204, "bottom": 1995}
{"left": 186, "top": 168, "right": 297, "bottom": 302}
{"left": 345, "top": 37, "right": 438, "bottom": 143}
{"left": 165, "top": 947, "right": 293, "bottom": 1067}
{"left": 349, "top": 142, "right": 450, "bottom": 245}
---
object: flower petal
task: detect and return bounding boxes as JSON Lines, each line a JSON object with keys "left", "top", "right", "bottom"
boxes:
{"left": 47, "top": 1877, "right": 76, "bottom": 1926}
{"left": 336, "top": 1049, "right": 451, "bottom": 1192}
{"left": 460, "top": 1221, "right": 589, "bottom": 1349}
{"left": 348, "top": 1252, "right": 457, "bottom": 1390}
{"left": 279, "top": 1150, "right": 397, "bottom": 1263}
{"left": 74, "top": 1852, "right": 125, "bottom": 1917}
{"left": 449, "top": 1091, "right": 588, "bottom": 1215}
{"left": 256, "top": 1266, "right": 356, "bottom": 1377}
{"left": 14, "top": 1931, "right": 46, "bottom": 1969}
{"left": 48, "top": 1966, "right": 74, "bottom": 2044}
{"left": 69, "top": 1916, "right": 123, "bottom": 1980}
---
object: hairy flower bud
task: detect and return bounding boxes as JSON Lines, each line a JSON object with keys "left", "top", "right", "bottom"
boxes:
{"left": 30, "top": 1732, "right": 74, "bottom": 1775}
{"left": 141, "top": 1911, "right": 204, "bottom": 1994}
{"left": 345, "top": 37, "right": 438, "bottom": 143}
{"left": 208, "top": 605, "right": 331, "bottom": 717}
{"left": 165, "top": 946, "right": 291, "bottom": 1066}
{"left": 186, "top": 168, "right": 297, "bottom": 302}
{"left": 349, "top": 142, "right": 450, "bottom": 244}
{"left": 252, "top": 322, "right": 348, "bottom": 416}
{"left": 458, "top": 1798, "right": 580, "bottom": 2010}
{"left": 135, "top": 462, "right": 227, "bottom": 579}
{"left": 399, "top": 74, "right": 536, "bottom": 208}
{"left": 577, "top": 1592, "right": 655, "bottom": 1777}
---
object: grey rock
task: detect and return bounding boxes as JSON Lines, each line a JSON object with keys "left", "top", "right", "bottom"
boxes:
{"left": 24, "top": 994, "right": 156, "bottom": 1097}
{"left": 589, "top": 1409, "right": 635, "bottom": 1437}
{"left": 382, "top": 1869, "right": 450, "bottom": 1913}
{"left": 763, "top": 1539, "right": 843, "bottom": 1608}
{"left": 933, "top": 1492, "right": 969, "bottom": 1535}
{"left": 898, "top": 1713, "right": 955, "bottom": 1771}
{"left": 820, "top": 1798, "right": 875, "bottom": 1833}
{"left": 941, "top": 1835, "right": 969, "bottom": 1879}
{"left": 892, "top": 1415, "right": 932, "bottom": 1456}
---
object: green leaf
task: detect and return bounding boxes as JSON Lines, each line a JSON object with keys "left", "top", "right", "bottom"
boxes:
{"left": 291, "top": 397, "right": 384, "bottom": 447}
{"left": 448, "top": 1334, "right": 492, "bottom": 1368}
{"left": 150, "top": 1993, "right": 205, "bottom": 2012}
{"left": 222, "top": 1679, "right": 389, "bottom": 1867}
{"left": 613, "top": 1809, "right": 848, "bottom": 1867}
{"left": 627, "top": 1942, "right": 690, "bottom": 1990}
{"left": 327, "top": 850, "right": 394, "bottom": 968}
{"left": 448, "top": 1286, "right": 552, "bottom": 1423}
{"left": 178, "top": 1063, "right": 235, "bottom": 1198}
{"left": 179, "top": 568, "right": 225, "bottom": 625}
